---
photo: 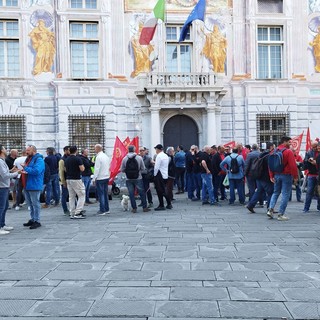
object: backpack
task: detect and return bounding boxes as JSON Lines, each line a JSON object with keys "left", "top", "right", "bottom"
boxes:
{"left": 229, "top": 155, "right": 240, "bottom": 174}
{"left": 268, "top": 148, "right": 286, "bottom": 173}
{"left": 250, "top": 154, "right": 268, "bottom": 179}
{"left": 125, "top": 156, "right": 139, "bottom": 179}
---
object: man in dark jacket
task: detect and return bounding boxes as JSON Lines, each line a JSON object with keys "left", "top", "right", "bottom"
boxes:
{"left": 244, "top": 144, "right": 260, "bottom": 200}
{"left": 79, "top": 149, "right": 94, "bottom": 205}
{"left": 21, "top": 145, "right": 45, "bottom": 229}
{"left": 212, "top": 145, "right": 227, "bottom": 202}
{"left": 303, "top": 141, "right": 320, "bottom": 212}
{"left": 246, "top": 143, "right": 274, "bottom": 213}
{"left": 43, "top": 147, "right": 60, "bottom": 208}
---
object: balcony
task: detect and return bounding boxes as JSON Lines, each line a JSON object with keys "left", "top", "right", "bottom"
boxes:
{"left": 135, "top": 72, "right": 226, "bottom": 108}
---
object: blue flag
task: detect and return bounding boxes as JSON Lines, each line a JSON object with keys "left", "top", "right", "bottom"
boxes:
{"left": 179, "top": 0, "right": 206, "bottom": 42}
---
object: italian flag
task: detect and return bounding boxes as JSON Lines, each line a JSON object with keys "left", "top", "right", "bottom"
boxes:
{"left": 139, "top": 0, "right": 165, "bottom": 45}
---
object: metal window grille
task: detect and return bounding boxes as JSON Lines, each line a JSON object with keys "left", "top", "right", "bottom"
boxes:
{"left": 258, "top": 0, "right": 283, "bottom": 13}
{"left": 68, "top": 115, "right": 105, "bottom": 156}
{"left": 256, "top": 113, "right": 289, "bottom": 146}
{"left": 0, "top": 115, "right": 26, "bottom": 152}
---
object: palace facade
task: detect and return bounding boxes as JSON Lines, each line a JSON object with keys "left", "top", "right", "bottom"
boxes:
{"left": 0, "top": 0, "right": 319, "bottom": 155}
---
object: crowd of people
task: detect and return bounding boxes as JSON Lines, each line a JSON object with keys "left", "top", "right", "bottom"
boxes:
{"left": 0, "top": 136, "right": 318, "bottom": 235}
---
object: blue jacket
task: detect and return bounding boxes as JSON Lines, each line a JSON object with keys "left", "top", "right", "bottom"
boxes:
{"left": 174, "top": 151, "right": 186, "bottom": 168}
{"left": 24, "top": 153, "right": 45, "bottom": 191}
{"left": 220, "top": 152, "right": 245, "bottom": 179}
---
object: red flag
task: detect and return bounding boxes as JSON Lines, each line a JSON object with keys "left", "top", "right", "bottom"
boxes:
{"left": 223, "top": 141, "right": 236, "bottom": 149}
{"left": 306, "top": 127, "right": 311, "bottom": 152}
{"left": 109, "top": 136, "right": 128, "bottom": 183}
{"left": 291, "top": 132, "right": 304, "bottom": 155}
{"left": 129, "top": 136, "right": 140, "bottom": 152}
{"left": 123, "top": 137, "right": 130, "bottom": 148}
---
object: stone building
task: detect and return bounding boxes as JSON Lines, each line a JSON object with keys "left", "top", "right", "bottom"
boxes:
{"left": 0, "top": 0, "right": 319, "bottom": 155}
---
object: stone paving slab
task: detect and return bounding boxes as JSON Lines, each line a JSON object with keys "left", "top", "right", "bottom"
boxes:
{"left": 2, "top": 193, "right": 320, "bottom": 318}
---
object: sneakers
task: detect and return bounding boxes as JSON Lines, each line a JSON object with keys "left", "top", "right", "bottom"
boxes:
{"left": 138, "top": 203, "right": 143, "bottom": 207}
{"left": 154, "top": 206, "right": 166, "bottom": 211}
{"left": 29, "top": 221, "right": 41, "bottom": 229}
{"left": 131, "top": 208, "right": 137, "bottom": 213}
{"left": 143, "top": 208, "right": 150, "bottom": 212}
{"left": 166, "top": 204, "right": 173, "bottom": 209}
{"left": 97, "top": 211, "right": 110, "bottom": 216}
{"left": 302, "top": 209, "right": 309, "bottom": 213}
{"left": 42, "top": 204, "right": 50, "bottom": 209}
{"left": 277, "top": 214, "right": 289, "bottom": 221}
{"left": 266, "top": 208, "right": 274, "bottom": 219}
{"left": 0, "top": 229, "right": 10, "bottom": 235}
{"left": 211, "top": 202, "right": 221, "bottom": 206}
{"left": 63, "top": 210, "right": 70, "bottom": 215}
{"left": 23, "top": 220, "right": 34, "bottom": 227}
{"left": 148, "top": 203, "right": 153, "bottom": 208}
{"left": 70, "top": 214, "right": 86, "bottom": 219}
{"left": 15, "top": 206, "right": 20, "bottom": 211}
{"left": 246, "top": 206, "right": 255, "bottom": 214}
{"left": 2, "top": 226, "right": 13, "bottom": 231}
{"left": 202, "top": 201, "right": 210, "bottom": 205}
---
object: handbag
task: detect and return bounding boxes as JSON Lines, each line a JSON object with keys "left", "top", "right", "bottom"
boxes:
{"left": 222, "top": 174, "right": 229, "bottom": 187}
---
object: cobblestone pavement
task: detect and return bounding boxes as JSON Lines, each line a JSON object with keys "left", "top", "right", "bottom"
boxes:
{"left": 1, "top": 191, "right": 320, "bottom": 320}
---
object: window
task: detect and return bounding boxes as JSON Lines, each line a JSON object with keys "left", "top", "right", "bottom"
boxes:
{"left": 166, "top": 26, "right": 192, "bottom": 72}
{"left": 70, "top": 0, "right": 97, "bottom": 9}
{"left": 69, "top": 22, "right": 99, "bottom": 79}
{"left": 69, "top": 115, "right": 105, "bottom": 156}
{"left": 0, "top": 0, "right": 18, "bottom": 6}
{"left": 0, "top": 116, "right": 26, "bottom": 152}
{"left": 256, "top": 113, "right": 289, "bottom": 146}
{"left": 257, "top": 26, "right": 283, "bottom": 79}
{"left": 0, "top": 20, "right": 19, "bottom": 77}
{"left": 258, "top": 0, "right": 283, "bottom": 13}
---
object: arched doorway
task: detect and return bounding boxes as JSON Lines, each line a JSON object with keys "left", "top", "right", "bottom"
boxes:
{"left": 163, "top": 115, "right": 199, "bottom": 150}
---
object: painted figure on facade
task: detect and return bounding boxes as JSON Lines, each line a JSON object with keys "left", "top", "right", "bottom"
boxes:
{"left": 310, "top": 26, "right": 320, "bottom": 72}
{"left": 201, "top": 25, "right": 227, "bottom": 73}
{"left": 130, "top": 23, "right": 154, "bottom": 78}
{"left": 29, "top": 19, "right": 55, "bottom": 75}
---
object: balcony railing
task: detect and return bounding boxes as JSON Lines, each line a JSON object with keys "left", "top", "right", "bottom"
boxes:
{"left": 147, "top": 72, "right": 216, "bottom": 88}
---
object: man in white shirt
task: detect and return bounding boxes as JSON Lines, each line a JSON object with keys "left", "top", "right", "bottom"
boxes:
{"left": 153, "top": 144, "right": 172, "bottom": 211}
{"left": 93, "top": 144, "right": 110, "bottom": 215}
{"left": 12, "top": 149, "right": 27, "bottom": 210}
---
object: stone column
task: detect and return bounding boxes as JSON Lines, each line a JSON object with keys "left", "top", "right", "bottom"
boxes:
{"left": 207, "top": 106, "right": 217, "bottom": 145}
{"left": 149, "top": 106, "right": 161, "bottom": 154}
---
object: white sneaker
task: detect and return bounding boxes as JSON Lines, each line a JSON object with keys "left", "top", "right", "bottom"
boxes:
{"left": 28, "top": 206, "right": 31, "bottom": 210}
{"left": 15, "top": 206, "right": 20, "bottom": 211}
{"left": 277, "top": 214, "right": 289, "bottom": 221}
{"left": 0, "top": 229, "right": 10, "bottom": 235}
{"left": 2, "top": 226, "right": 13, "bottom": 231}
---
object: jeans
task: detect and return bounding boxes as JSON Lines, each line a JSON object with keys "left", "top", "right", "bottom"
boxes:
{"left": 229, "top": 178, "right": 245, "bottom": 204}
{"left": 201, "top": 173, "right": 215, "bottom": 203}
{"left": 61, "top": 185, "right": 69, "bottom": 212}
{"left": 248, "top": 179, "right": 274, "bottom": 208}
{"left": 214, "top": 174, "right": 227, "bottom": 201}
{"left": 269, "top": 174, "right": 293, "bottom": 215}
{"left": 126, "top": 179, "right": 147, "bottom": 209}
{"left": 142, "top": 175, "right": 153, "bottom": 204}
{"left": 193, "top": 173, "right": 202, "bottom": 199}
{"left": 175, "top": 167, "right": 185, "bottom": 192}
{"left": 289, "top": 183, "right": 302, "bottom": 202}
{"left": 246, "top": 175, "right": 257, "bottom": 200}
{"left": 186, "top": 172, "right": 194, "bottom": 199}
{"left": 304, "top": 176, "right": 320, "bottom": 211}
{"left": 82, "top": 175, "right": 91, "bottom": 203}
{"left": 0, "top": 188, "right": 9, "bottom": 228}
{"left": 24, "top": 190, "right": 41, "bottom": 222}
{"left": 96, "top": 178, "right": 109, "bottom": 213}
{"left": 46, "top": 173, "right": 60, "bottom": 205}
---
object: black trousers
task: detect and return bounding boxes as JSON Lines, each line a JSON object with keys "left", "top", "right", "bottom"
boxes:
{"left": 154, "top": 171, "right": 171, "bottom": 207}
